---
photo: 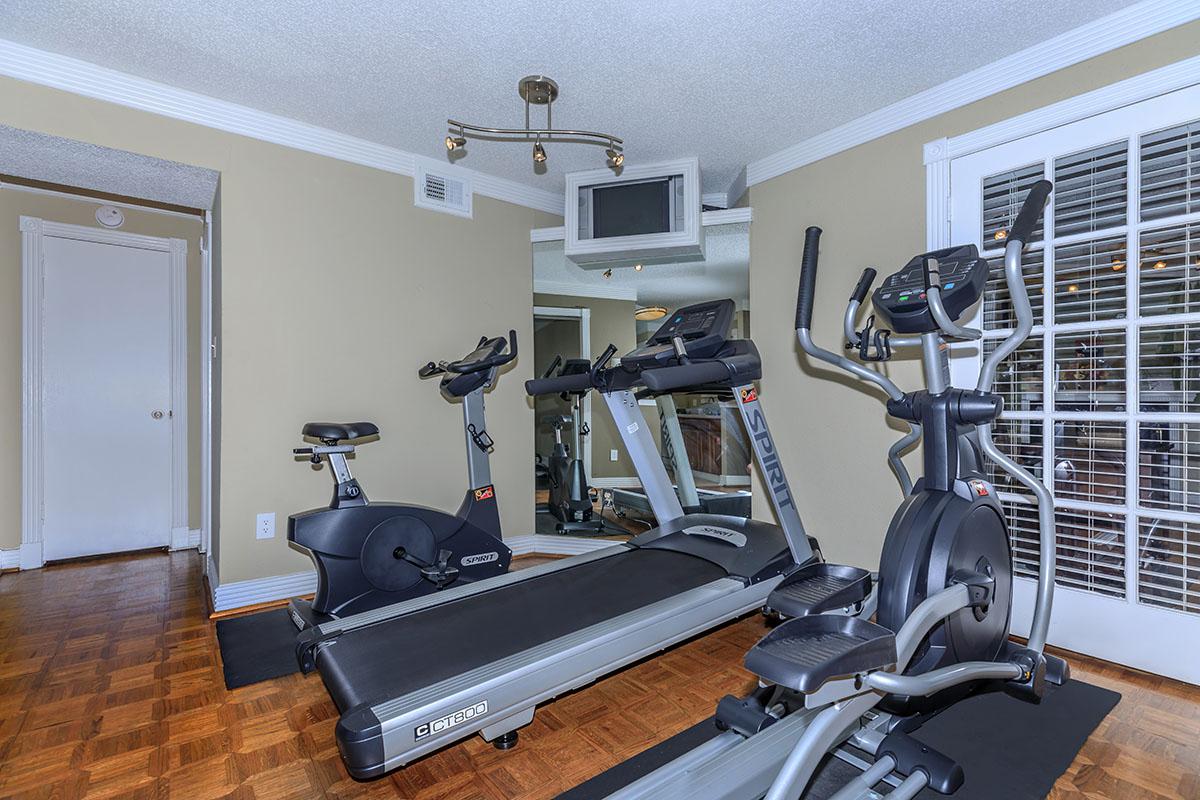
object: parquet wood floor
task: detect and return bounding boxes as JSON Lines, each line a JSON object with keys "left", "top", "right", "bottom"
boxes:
{"left": 1, "top": 551, "right": 1197, "bottom": 799}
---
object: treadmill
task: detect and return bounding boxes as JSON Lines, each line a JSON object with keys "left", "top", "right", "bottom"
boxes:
{"left": 611, "top": 392, "right": 752, "bottom": 519}
{"left": 295, "top": 299, "right": 818, "bottom": 779}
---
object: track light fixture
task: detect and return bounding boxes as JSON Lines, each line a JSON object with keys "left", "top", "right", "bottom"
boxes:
{"left": 444, "top": 76, "right": 624, "bottom": 169}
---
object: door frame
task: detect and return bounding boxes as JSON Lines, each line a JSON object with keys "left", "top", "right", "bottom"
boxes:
{"left": 532, "top": 305, "right": 592, "bottom": 478}
{"left": 20, "top": 216, "right": 189, "bottom": 567}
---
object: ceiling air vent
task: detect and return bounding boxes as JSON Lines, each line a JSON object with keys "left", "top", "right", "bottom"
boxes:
{"left": 414, "top": 158, "right": 473, "bottom": 218}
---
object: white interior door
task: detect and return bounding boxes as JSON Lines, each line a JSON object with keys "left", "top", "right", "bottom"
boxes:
{"left": 41, "top": 234, "right": 174, "bottom": 560}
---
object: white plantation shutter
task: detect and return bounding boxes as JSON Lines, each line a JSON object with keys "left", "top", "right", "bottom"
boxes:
{"left": 1140, "top": 120, "right": 1200, "bottom": 221}
{"left": 980, "top": 112, "right": 1200, "bottom": 618}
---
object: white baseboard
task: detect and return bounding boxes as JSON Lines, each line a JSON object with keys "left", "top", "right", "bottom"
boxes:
{"left": 205, "top": 534, "right": 614, "bottom": 613}
{"left": 590, "top": 477, "right": 642, "bottom": 489}
{"left": 19, "top": 541, "right": 43, "bottom": 570}
{"left": 0, "top": 548, "right": 19, "bottom": 570}
{"left": 170, "top": 526, "right": 190, "bottom": 550}
{"left": 187, "top": 528, "right": 201, "bottom": 549}
{"left": 693, "top": 471, "right": 751, "bottom": 487}
{"left": 204, "top": 551, "right": 218, "bottom": 592}
{"left": 211, "top": 569, "right": 317, "bottom": 613}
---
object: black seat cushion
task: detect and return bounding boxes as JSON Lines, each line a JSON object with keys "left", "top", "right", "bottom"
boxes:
{"left": 302, "top": 422, "right": 379, "bottom": 442}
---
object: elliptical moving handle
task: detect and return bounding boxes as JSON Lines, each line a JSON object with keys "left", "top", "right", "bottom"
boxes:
{"left": 795, "top": 226, "right": 823, "bottom": 331}
{"left": 1008, "top": 180, "right": 1053, "bottom": 245}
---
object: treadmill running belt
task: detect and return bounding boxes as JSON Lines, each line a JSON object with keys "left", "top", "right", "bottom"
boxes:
{"left": 315, "top": 548, "right": 726, "bottom": 712}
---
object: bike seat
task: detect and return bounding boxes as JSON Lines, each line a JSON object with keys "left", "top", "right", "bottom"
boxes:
{"left": 302, "top": 422, "right": 380, "bottom": 443}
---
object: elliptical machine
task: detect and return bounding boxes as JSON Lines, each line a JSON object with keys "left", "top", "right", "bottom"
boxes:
{"left": 537, "top": 355, "right": 607, "bottom": 535}
{"left": 285, "top": 332, "right": 517, "bottom": 630}
{"left": 596, "top": 182, "right": 1067, "bottom": 799}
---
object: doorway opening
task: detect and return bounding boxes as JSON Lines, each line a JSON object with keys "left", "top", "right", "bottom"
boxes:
{"left": 532, "top": 307, "right": 597, "bottom": 534}
{"left": 2, "top": 128, "right": 219, "bottom": 574}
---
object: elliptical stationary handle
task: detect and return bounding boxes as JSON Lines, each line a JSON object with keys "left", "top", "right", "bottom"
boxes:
{"left": 850, "top": 268, "right": 877, "bottom": 305}
{"left": 1008, "top": 180, "right": 1053, "bottom": 244}
{"left": 796, "top": 226, "right": 822, "bottom": 331}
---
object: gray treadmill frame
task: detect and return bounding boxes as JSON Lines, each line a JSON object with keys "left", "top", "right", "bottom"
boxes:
{"left": 307, "top": 362, "right": 814, "bottom": 777}
{"left": 363, "top": 572, "right": 785, "bottom": 770}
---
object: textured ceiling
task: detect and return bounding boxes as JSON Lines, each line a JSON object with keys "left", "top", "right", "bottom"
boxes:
{"left": 0, "top": 0, "right": 1136, "bottom": 198}
{"left": 0, "top": 124, "right": 219, "bottom": 209}
{"left": 534, "top": 222, "right": 748, "bottom": 309}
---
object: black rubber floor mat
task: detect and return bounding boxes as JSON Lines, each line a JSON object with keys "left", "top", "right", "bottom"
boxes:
{"left": 215, "top": 608, "right": 300, "bottom": 689}
{"left": 560, "top": 679, "right": 1120, "bottom": 799}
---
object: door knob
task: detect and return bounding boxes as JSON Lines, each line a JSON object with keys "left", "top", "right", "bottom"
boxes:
{"left": 151, "top": 410, "right": 164, "bottom": 420}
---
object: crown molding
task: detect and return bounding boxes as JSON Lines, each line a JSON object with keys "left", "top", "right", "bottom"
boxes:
{"left": 533, "top": 279, "right": 638, "bottom": 302}
{"left": 725, "top": 167, "right": 748, "bottom": 209}
{"left": 743, "top": 0, "right": 1200, "bottom": 188}
{"left": 937, "top": 51, "right": 1200, "bottom": 162}
{"left": 0, "top": 38, "right": 563, "bottom": 216}
{"left": 531, "top": 226, "right": 567, "bottom": 243}
{"left": 701, "top": 207, "right": 752, "bottom": 225}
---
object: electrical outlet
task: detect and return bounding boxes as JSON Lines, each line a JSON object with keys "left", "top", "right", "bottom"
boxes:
{"left": 256, "top": 512, "right": 276, "bottom": 539}
{"left": 610, "top": 449, "right": 619, "bottom": 462}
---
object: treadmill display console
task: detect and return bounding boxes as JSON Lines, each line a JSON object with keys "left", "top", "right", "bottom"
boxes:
{"left": 622, "top": 299, "right": 736, "bottom": 370}
{"left": 871, "top": 244, "right": 988, "bottom": 334}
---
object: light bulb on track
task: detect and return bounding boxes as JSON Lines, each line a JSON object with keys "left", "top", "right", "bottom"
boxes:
{"left": 533, "top": 140, "right": 547, "bottom": 163}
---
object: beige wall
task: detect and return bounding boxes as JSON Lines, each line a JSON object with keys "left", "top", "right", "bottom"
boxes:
{"left": 0, "top": 77, "right": 558, "bottom": 584}
{"left": 749, "top": 22, "right": 1200, "bottom": 570}
{"left": 533, "top": 293, "right": 639, "bottom": 479}
{"left": 0, "top": 189, "right": 205, "bottom": 550}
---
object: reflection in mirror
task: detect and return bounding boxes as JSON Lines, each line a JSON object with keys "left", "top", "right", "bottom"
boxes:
{"left": 530, "top": 220, "right": 751, "bottom": 536}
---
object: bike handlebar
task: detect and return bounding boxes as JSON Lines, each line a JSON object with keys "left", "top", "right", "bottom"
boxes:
{"left": 422, "top": 330, "right": 519, "bottom": 379}
{"left": 447, "top": 329, "right": 518, "bottom": 373}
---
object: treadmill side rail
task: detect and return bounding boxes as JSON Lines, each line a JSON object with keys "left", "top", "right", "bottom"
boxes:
{"left": 333, "top": 575, "right": 782, "bottom": 777}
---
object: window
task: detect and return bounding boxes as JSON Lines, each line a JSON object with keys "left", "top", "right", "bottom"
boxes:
{"left": 982, "top": 117, "right": 1200, "bottom": 617}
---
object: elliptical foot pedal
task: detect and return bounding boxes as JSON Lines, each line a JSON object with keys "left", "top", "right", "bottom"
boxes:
{"left": 745, "top": 615, "right": 896, "bottom": 693}
{"left": 765, "top": 563, "right": 872, "bottom": 618}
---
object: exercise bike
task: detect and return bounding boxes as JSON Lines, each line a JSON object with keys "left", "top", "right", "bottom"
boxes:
{"left": 285, "top": 331, "right": 517, "bottom": 630}
{"left": 596, "top": 181, "right": 1066, "bottom": 799}
{"left": 537, "top": 355, "right": 608, "bottom": 535}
